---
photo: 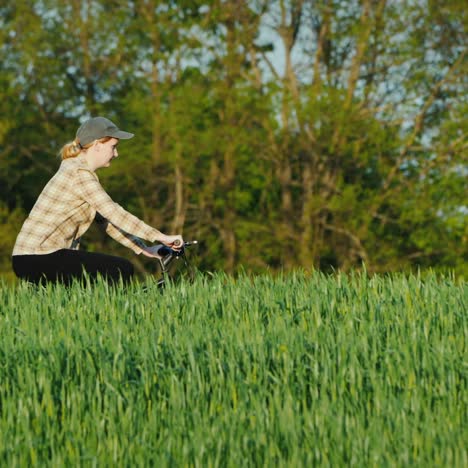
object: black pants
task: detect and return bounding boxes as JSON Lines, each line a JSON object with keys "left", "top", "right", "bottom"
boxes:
{"left": 12, "top": 249, "right": 134, "bottom": 286}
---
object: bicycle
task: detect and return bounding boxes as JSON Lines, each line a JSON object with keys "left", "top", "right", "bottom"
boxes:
{"left": 154, "top": 240, "right": 199, "bottom": 289}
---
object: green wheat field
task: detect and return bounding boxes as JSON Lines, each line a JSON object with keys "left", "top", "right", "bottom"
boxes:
{"left": 0, "top": 271, "right": 466, "bottom": 467}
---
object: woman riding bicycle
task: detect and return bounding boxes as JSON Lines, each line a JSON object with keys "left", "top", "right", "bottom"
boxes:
{"left": 12, "top": 116, "right": 183, "bottom": 285}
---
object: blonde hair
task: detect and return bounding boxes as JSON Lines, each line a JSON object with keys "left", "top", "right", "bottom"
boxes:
{"left": 60, "top": 136, "right": 113, "bottom": 160}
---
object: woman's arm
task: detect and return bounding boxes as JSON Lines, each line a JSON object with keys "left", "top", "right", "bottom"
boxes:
{"left": 75, "top": 168, "right": 182, "bottom": 247}
{"left": 95, "top": 213, "right": 147, "bottom": 254}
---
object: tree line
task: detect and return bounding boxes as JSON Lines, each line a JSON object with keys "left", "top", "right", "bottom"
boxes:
{"left": 1, "top": 0, "right": 466, "bottom": 279}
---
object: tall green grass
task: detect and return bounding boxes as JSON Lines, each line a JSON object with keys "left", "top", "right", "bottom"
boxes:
{"left": 0, "top": 271, "right": 466, "bottom": 467}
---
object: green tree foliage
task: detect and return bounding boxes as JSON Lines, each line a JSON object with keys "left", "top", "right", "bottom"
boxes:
{"left": 0, "top": 0, "right": 466, "bottom": 277}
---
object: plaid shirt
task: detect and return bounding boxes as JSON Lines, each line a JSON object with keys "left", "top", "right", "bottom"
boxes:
{"left": 13, "top": 153, "right": 161, "bottom": 256}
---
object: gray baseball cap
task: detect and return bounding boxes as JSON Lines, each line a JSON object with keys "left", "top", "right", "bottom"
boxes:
{"left": 76, "top": 117, "right": 134, "bottom": 146}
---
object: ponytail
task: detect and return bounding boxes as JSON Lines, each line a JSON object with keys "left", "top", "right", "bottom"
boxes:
{"left": 60, "top": 139, "right": 82, "bottom": 160}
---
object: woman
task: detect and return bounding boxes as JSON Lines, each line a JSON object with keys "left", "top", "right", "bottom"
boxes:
{"left": 12, "top": 116, "right": 183, "bottom": 285}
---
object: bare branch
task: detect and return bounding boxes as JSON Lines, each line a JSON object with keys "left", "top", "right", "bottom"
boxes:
{"left": 381, "top": 49, "right": 466, "bottom": 194}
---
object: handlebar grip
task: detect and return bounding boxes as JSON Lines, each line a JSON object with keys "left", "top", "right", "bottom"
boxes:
{"left": 173, "top": 239, "right": 182, "bottom": 247}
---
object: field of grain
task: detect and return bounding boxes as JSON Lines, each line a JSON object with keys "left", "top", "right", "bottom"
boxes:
{"left": 0, "top": 271, "right": 466, "bottom": 466}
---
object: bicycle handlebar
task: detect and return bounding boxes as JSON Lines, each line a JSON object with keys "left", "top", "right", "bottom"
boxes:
{"left": 154, "top": 240, "right": 198, "bottom": 289}
{"left": 158, "top": 240, "right": 198, "bottom": 268}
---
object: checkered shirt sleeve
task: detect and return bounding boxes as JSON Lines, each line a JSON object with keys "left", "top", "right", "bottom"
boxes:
{"left": 94, "top": 213, "right": 148, "bottom": 254}
{"left": 73, "top": 167, "right": 163, "bottom": 250}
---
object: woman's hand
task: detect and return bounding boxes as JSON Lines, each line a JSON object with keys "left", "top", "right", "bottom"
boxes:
{"left": 141, "top": 234, "right": 183, "bottom": 258}
{"left": 162, "top": 234, "right": 184, "bottom": 251}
